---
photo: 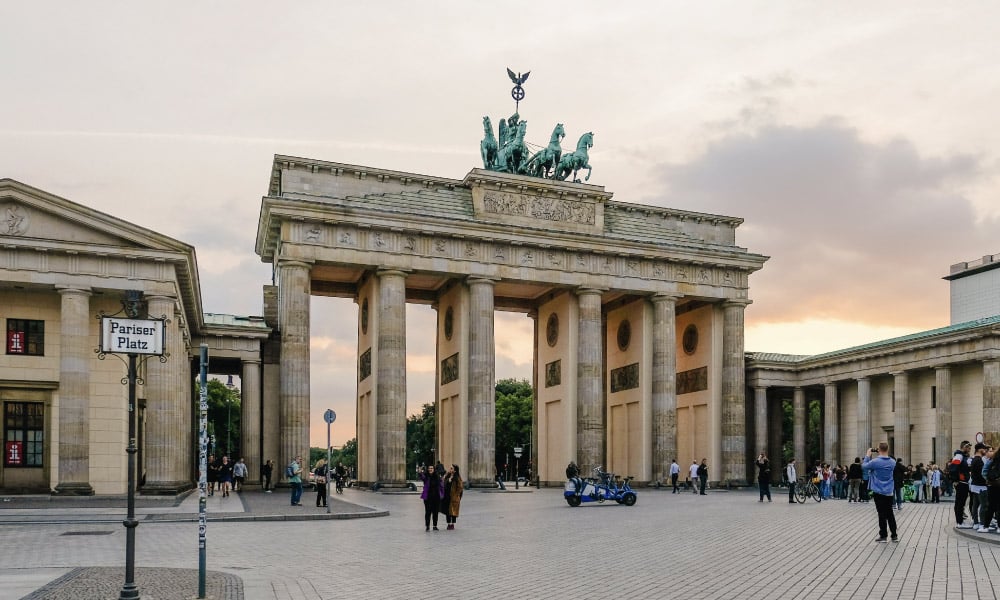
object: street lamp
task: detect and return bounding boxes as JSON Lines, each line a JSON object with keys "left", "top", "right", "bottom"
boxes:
{"left": 225, "top": 375, "right": 235, "bottom": 455}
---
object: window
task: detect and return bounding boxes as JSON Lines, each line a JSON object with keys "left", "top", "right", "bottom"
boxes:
{"left": 4, "top": 402, "right": 44, "bottom": 467}
{"left": 931, "top": 386, "right": 937, "bottom": 409}
{"left": 891, "top": 391, "right": 895, "bottom": 413}
{"left": 931, "top": 437, "right": 937, "bottom": 464}
{"left": 6, "top": 319, "right": 44, "bottom": 356}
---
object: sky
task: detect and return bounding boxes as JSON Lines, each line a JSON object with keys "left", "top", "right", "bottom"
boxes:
{"left": 2, "top": 3, "right": 998, "bottom": 448}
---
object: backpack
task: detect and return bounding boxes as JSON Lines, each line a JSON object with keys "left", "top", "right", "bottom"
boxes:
{"left": 285, "top": 464, "right": 295, "bottom": 478}
{"left": 948, "top": 456, "right": 962, "bottom": 483}
{"left": 987, "top": 459, "right": 1000, "bottom": 486}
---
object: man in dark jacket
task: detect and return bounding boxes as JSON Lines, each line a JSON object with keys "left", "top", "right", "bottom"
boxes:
{"left": 953, "top": 441, "right": 973, "bottom": 528}
{"left": 848, "top": 458, "right": 863, "bottom": 502}
{"left": 893, "top": 458, "right": 906, "bottom": 510}
{"left": 755, "top": 453, "right": 772, "bottom": 502}
{"left": 970, "top": 443, "right": 989, "bottom": 529}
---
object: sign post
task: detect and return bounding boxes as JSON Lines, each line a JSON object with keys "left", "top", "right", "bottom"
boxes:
{"left": 514, "top": 447, "right": 523, "bottom": 489}
{"left": 324, "top": 410, "right": 336, "bottom": 515}
{"left": 198, "top": 345, "right": 209, "bottom": 598}
{"left": 99, "top": 305, "right": 165, "bottom": 600}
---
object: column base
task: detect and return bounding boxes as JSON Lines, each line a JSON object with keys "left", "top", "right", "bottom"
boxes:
{"left": 140, "top": 481, "right": 195, "bottom": 496}
{"left": 468, "top": 480, "right": 500, "bottom": 489}
{"left": 53, "top": 483, "right": 95, "bottom": 496}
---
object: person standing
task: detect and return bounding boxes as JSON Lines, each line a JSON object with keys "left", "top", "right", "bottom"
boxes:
{"left": 261, "top": 459, "right": 273, "bottom": 493}
{"left": 863, "top": 442, "right": 899, "bottom": 543}
{"left": 848, "top": 458, "right": 863, "bottom": 502}
{"left": 670, "top": 459, "right": 680, "bottom": 494}
{"left": 313, "top": 458, "right": 329, "bottom": 508}
{"left": 952, "top": 441, "right": 973, "bottom": 528}
{"left": 688, "top": 461, "right": 699, "bottom": 494}
{"left": 697, "top": 459, "right": 709, "bottom": 495}
{"left": 443, "top": 464, "right": 464, "bottom": 530}
{"left": 418, "top": 464, "right": 444, "bottom": 531}
{"left": 892, "top": 458, "right": 905, "bottom": 510}
{"left": 970, "top": 443, "right": 988, "bottom": 529}
{"left": 207, "top": 454, "right": 219, "bottom": 497}
{"left": 981, "top": 448, "right": 1000, "bottom": 532}
{"left": 233, "top": 458, "right": 247, "bottom": 493}
{"left": 930, "top": 464, "right": 942, "bottom": 503}
{"left": 786, "top": 458, "right": 797, "bottom": 504}
{"left": 755, "top": 453, "right": 772, "bottom": 502}
{"left": 289, "top": 456, "right": 304, "bottom": 506}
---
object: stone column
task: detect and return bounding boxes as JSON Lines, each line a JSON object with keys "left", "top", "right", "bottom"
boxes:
{"left": 983, "top": 360, "right": 1000, "bottom": 448}
{"left": 278, "top": 260, "right": 312, "bottom": 481}
{"left": 823, "top": 383, "right": 839, "bottom": 465}
{"left": 467, "top": 277, "right": 496, "bottom": 487}
{"left": 142, "top": 294, "right": 186, "bottom": 494}
{"left": 856, "top": 377, "right": 871, "bottom": 457}
{"left": 721, "top": 300, "right": 749, "bottom": 483}
{"left": 54, "top": 286, "right": 93, "bottom": 495}
{"left": 793, "top": 387, "right": 806, "bottom": 477}
{"left": 935, "top": 367, "right": 952, "bottom": 464}
{"left": 893, "top": 372, "right": 910, "bottom": 463}
{"left": 576, "top": 288, "right": 605, "bottom": 475}
{"left": 768, "top": 395, "right": 783, "bottom": 483}
{"left": 528, "top": 309, "right": 539, "bottom": 485}
{"left": 650, "top": 293, "right": 680, "bottom": 484}
{"left": 376, "top": 269, "right": 407, "bottom": 485}
{"left": 754, "top": 387, "right": 768, "bottom": 457}
{"left": 241, "top": 359, "right": 262, "bottom": 485}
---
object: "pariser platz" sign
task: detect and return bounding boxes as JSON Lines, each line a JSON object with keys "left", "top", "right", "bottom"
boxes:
{"left": 101, "top": 317, "right": 165, "bottom": 355}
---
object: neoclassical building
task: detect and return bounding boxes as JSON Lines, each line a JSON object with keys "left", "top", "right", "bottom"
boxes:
{"left": 746, "top": 253, "right": 1000, "bottom": 479}
{"left": 256, "top": 155, "right": 768, "bottom": 487}
{"left": 0, "top": 180, "right": 268, "bottom": 495}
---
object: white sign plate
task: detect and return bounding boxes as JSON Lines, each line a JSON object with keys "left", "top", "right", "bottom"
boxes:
{"left": 101, "top": 317, "right": 165, "bottom": 355}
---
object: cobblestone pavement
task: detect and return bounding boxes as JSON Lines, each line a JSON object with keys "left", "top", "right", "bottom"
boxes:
{"left": 5, "top": 488, "right": 1000, "bottom": 599}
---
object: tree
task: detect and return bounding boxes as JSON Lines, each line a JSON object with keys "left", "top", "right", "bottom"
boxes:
{"left": 310, "top": 438, "right": 358, "bottom": 472}
{"left": 406, "top": 403, "right": 436, "bottom": 476}
{"left": 196, "top": 378, "right": 241, "bottom": 458}
{"left": 494, "top": 378, "right": 533, "bottom": 479}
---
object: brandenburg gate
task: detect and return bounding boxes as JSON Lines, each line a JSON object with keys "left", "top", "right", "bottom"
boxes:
{"left": 256, "top": 153, "right": 767, "bottom": 487}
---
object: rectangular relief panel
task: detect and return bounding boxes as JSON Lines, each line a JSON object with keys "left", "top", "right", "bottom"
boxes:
{"left": 609, "top": 363, "right": 639, "bottom": 393}
{"left": 545, "top": 360, "right": 561, "bottom": 388}
{"left": 677, "top": 366, "right": 708, "bottom": 395}
{"left": 440, "top": 352, "right": 459, "bottom": 385}
{"left": 358, "top": 347, "right": 371, "bottom": 382}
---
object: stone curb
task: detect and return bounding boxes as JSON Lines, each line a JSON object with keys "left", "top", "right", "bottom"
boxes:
{"left": 952, "top": 526, "right": 1000, "bottom": 546}
{"left": 0, "top": 509, "right": 390, "bottom": 526}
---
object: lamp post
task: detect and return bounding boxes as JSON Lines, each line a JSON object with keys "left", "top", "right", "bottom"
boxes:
{"left": 514, "top": 446, "right": 523, "bottom": 489}
{"left": 225, "top": 375, "right": 235, "bottom": 455}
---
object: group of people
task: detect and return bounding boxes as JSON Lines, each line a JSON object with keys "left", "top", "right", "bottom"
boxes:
{"left": 310, "top": 459, "right": 348, "bottom": 507}
{"left": 417, "top": 462, "right": 464, "bottom": 531}
{"left": 205, "top": 455, "right": 248, "bottom": 497}
{"left": 666, "top": 458, "right": 709, "bottom": 495}
{"left": 950, "top": 440, "right": 1000, "bottom": 533}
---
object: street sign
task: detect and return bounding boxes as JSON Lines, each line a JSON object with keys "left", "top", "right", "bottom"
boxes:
{"left": 100, "top": 317, "right": 165, "bottom": 355}
{"left": 324, "top": 409, "right": 337, "bottom": 424}
{"left": 514, "top": 447, "right": 523, "bottom": 458}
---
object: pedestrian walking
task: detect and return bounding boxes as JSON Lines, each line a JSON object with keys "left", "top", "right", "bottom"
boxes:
{"left": 207, "top": 454, "right": 219, "bottom": 496}
{"left": 697, "top": 459, "right": 708, "bottom": 495}
{"left": 970, "top": 443, "right": 988, "bottom": 528}
{"left": 689, "top": 461, "right": 699, "bottom": 494}
{"left": 892, "top": 458, "right": 905, "bottom": 510}
{"left": 670, "top": 459, "right": 680, "bottom": 493}
{"left": 217, "top": 456, "right": 234, "bottom": 498}
{"left": 261, "top": 459, "right": 273, "bottom": 493}
{"left": 288, "top": 456, "right": 304, "bottom": 506}
{"left": 755, "top": 453, "right": 772, "bottom": 502}
{"left": 418, "top": 464, "right": 444, "bottom": 531}
{"left": 930, "top": 464, "right": 941, "bottom": 503}
{"left": 786, "top": 458, "right": 797, "bottom": 503}
{"left": 443, "top": 464, "right": 464, "bottom": 530}
{"left": 862, "top": 442, "right": 899, "bottom": 543}
{"left": 233, "top": 458, "right": 247, "bottom": 492}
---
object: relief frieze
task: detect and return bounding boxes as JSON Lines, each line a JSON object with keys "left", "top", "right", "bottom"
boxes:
{"left": 610, "top": 363, "right": 639, "bottom": 393}
{"left": 441, "top": 352, "right": 459, "bottom": 385}
{"left": 482, "top": 191, "right": 596, "bottom": 225}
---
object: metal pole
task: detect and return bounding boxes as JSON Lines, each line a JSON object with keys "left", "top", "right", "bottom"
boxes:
{"left": 119, "top": 353, "right": 140, "bottom": 600}
{"left": 326, "top": 422, "right": 332, "bottom": 514}
{"left": 198, "top": 345, "right": 209, "bottom": 598}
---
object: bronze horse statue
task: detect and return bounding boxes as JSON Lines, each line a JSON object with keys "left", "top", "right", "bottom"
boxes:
{"left": 481, "top": 116, "right": 498, "bottom": 169}
{"left": 525, "top": 123, "right": 565, "bottom": 178}
{"left": 553, "top": 132, "right": 594, "bottom": 183}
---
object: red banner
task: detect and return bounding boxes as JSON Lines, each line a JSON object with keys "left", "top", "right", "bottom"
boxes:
{"left": 6, "top": 331, "right": 25, "bottom": 354}
{"left": 5, "top": 441, "right": 23, "bottom": 466}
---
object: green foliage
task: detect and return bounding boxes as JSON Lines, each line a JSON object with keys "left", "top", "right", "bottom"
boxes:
{"left": 196, "top": 378, "right": 241, "bottom": 458}
{"left": 309, "top": 438, "right": 357, "bottom": 471}
{"left": 406, "top": 403, "right": 437, "bottom": 475}
{"left": 494, "top": 378, "right": 532, "bottom": 479}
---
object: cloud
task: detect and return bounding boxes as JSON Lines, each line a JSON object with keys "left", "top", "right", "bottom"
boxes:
{"left": 651, "top": 119, "right": 997, "bottom": 329}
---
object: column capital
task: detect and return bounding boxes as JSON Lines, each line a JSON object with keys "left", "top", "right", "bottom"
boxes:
{"left": 466, "top": 276, "right": 499, "bottom": 286}
{"left": 241, "top": 358, "right": 262, "bottom": 366}
{"left": 650, "top": 292, "right": 683, "bottom": 303}
{"left": 754, "top": 385, "right": 769, "bottom": 391}
{"left": 55, "top": 285, "right": 92, "bottom": 296}
{"left": 376, "top": 268, "right": 409, "bottom": 279}
{"left": 824, "top": 381, "right": 837, "bottom": 389}
{"left": 856, "top": 376, "right": 870, "bottom": 382}
{"left": 721, "top": 299, "right": 753, "bottom": 309}
{"left": 934, "top": 365, "right": 952, "bottom": 373}
{"left": 575, "top": 287, "right": 606, "bottom": 297}
{"left": 276, "top": 258, "right": 314, "bottom": 269}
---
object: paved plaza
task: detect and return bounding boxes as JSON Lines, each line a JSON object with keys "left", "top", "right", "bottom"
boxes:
{"left": 4, "top": 487, "right": 1000, "bottom": 599}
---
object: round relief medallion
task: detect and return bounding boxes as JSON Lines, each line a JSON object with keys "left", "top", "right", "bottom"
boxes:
{"left": 546, "top": 313, "right": 559, "bottom": 347}
{"left": 682, "top": 324, "right": 698, "bottom": 355}
{"left": 444, "top": 306, "right": 454, "bottom": 340}
{"left": 360, "top": 298, "right": 369, "bottom": 335}
{"left": 617, "top": 319, "right": 631, "bottom": 351}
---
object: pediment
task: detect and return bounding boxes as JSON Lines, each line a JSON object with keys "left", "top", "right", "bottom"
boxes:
{"left": 0, "top": 179, "right": 190, "bottom": 254}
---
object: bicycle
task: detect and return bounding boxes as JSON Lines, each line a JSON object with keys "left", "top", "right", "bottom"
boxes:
{"left": 795, "top": 476, "right": 822, "bottom": 503}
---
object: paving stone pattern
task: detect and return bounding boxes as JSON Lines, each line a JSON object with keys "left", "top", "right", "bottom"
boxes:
{"left": 20, "top": 567, "right": 241, "bottom": 600}
{"left": 5, "top": 488, "right": 1000, "bottom": 599}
